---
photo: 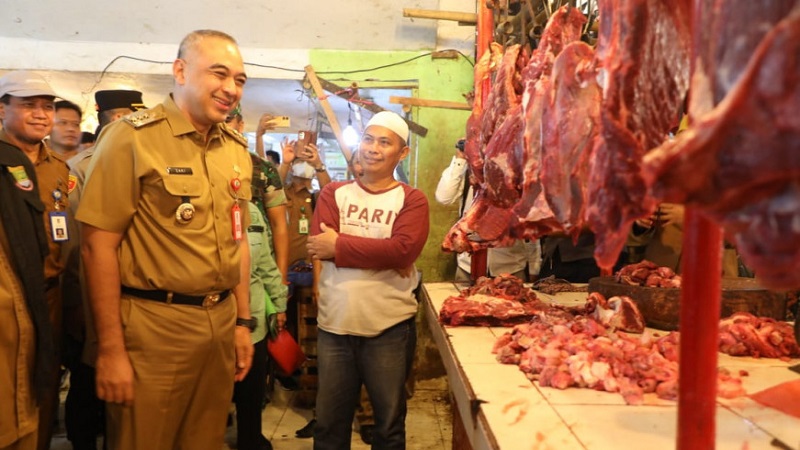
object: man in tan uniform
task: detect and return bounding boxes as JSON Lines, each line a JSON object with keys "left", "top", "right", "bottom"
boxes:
{"left": 76, "top": 30, "right": 255, "bottom": 450}
{"left": 0, "top": 70, "right": 71, "bottom": 450}
{"left": 0, "top": 125, "right": 54, "bottom": 450}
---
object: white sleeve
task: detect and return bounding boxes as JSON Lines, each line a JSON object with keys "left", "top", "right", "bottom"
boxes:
{"left": 434, "top": 156, "right": 468, "bottom": 205}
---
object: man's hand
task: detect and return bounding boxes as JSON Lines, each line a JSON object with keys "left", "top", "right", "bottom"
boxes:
{"left": 658, "top": 203, "right": 685, "bottom": 227}
{"left": 307, "top": 223, "right": 338, "bottom": 260}
{"left": 304, "top": 143, "right": 323, "bottom": 168}
{"left": 256, "top": 113, "right": 278, "bottom": 137}
{"left": 95, "top": 349, "right": 135, "bottom": 406}
{"left": 234, "top": 326, "right": 254, "bottom": 382}
{"left": 281, "top": 138, "right": 297, "bottom": 165}
{"left": 276, "top": 312, "right": 287, "bottom": 331}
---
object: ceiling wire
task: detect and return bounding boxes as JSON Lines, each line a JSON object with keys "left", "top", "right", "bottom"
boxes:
{"left": 83, "top": 49, "right": 475, "bottom": 93}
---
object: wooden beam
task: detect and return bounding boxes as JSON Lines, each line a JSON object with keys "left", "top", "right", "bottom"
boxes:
{"left": 313, "top": 75, "right": 429, "bottom": 138}
{"left": 304, "top": 65, "right": 353, "bottom": 162}
{"left": 390, "top": 96, "right": 471, "bottom": 111}
{"left": 403, "top": 8, "right": 477, "bottom": 24}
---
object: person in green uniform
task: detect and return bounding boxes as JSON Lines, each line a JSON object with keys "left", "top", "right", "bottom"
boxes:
{"left": 76, "top": 30, "right": 255, "bottom": 450}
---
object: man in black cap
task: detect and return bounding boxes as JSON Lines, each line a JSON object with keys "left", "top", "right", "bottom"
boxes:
{"left": 94, "top": 89, "right": 145, "bottom": 136}
{"left": 60, "top": 89, "right": 145, "bottom": 450}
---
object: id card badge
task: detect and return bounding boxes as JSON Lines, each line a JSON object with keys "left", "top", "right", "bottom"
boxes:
{"left": 298, "top": 217, "right": 309, "bottom": 235}
{"left": 49, "top": 211, "right": 69, "bottom": 242}
{"left": 231, "top": 203, "right": 243, "bottom": 241}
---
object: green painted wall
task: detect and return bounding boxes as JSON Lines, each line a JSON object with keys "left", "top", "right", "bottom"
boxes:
{"left": 310, "top": 50, "right": 474, "bottom": 282}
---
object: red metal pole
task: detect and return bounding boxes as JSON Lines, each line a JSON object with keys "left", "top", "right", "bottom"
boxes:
{"left": 470, "top": 0, "right": 494, "bottom": 282}
{"left": 677, "top": 208, "right": 722, "bottom": 449}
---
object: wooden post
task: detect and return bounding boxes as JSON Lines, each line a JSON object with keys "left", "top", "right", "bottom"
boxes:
{"left": 403, "top": 8, "right": 478, "bottom": 24}
{"left": 389, "top": 96, "right": 471, "bottom": 111}
{"left": 304, "top": 65, "right": 353, "bottom": 162}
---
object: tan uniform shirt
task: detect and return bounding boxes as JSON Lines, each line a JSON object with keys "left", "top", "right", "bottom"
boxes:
{"left": 285, "top": 180, "right": 314, "bottom": 265}
{"left": 0, "top": 221, "right": 37, "bottom": 448}
{"left": 76, "top": 96, "right": 252, "bottom": 294}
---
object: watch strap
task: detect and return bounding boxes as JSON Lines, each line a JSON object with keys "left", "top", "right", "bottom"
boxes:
{"left": 236, "top": 317, "right": 257, "bottom": 331}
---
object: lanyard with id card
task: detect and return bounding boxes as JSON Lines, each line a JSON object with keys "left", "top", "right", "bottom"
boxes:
{"left": 231, "top": 168, "right": 243, "bottom": 242}
{"left": 50, "top": 188, "right": 69, "bottom": 242}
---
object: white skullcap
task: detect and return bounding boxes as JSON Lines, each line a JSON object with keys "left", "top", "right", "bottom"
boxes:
{"left": 365, "top": 111, "right": 409, "bottom": 144}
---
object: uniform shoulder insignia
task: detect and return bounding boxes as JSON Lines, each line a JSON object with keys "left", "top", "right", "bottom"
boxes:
{"left": 123, "top": 109, "right": 167, "bottom": 128}
{"left": 222, "top": 123, "right": 248, "bottom": 147}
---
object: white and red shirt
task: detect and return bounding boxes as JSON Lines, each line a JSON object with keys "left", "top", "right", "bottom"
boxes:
{"left": 311, "top": 180, "right": 429, "bottom": 337}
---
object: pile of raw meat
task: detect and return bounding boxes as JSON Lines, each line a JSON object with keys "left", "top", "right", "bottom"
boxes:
{"left": 491, "top": 309, "right": 799, "bottom": 404}
{"left": 493, "top": 315, "right": 746, "bottom": 405}
{"left": 443, "top": 0, "right": 800, "bottom": 289}
{"left": 615, "top": 260, "right": 682, "bottom": 288}
{"left": 439, "top": 275, "right": 646, "bottom": 331}
{"left": 439, "top": 275, "right": 550, "bottom": 327}
{"left": 718, "top": 312, "right": 800, "bottom": 359}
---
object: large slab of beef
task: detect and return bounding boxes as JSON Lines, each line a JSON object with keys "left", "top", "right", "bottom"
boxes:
{"left": 540, "top": 41, "right": 600, "bottom": 236}
{"left": 439, "top": 274, "right": 550, "bottom": 326}
{"left": 585, "top": 0, "right": 691, "bottom": 271}
{"left": 642, "top": 3, "right": 800, "bottom": 289}
{"left": 511, "top": 6, "right": 586, "bottom": 239}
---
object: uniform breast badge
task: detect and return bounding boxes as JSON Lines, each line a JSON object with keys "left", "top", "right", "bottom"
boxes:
{"left": 176, "top": 196, "right": 195, "bottom": 224}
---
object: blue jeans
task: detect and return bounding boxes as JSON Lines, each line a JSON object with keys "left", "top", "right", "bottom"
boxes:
{"left": 314, "top": 318, "right": 416, "bottom": 450}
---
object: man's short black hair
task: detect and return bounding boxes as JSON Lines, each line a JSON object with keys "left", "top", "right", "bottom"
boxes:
{"left": 55, "top": 100, "right": 82, "bottom": 117}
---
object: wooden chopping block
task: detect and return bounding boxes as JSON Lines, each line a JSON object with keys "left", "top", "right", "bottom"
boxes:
{"left": 588, "top": 276, "right": 787, "bottom": 331}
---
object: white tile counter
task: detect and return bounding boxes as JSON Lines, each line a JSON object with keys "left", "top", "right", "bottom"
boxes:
{"left": 420, "top": 282, "right": 800, "bottom": 450}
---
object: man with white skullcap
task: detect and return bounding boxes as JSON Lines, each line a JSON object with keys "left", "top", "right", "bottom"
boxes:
{"left": 306, "top": 111, "right": 429, "bottom": 449}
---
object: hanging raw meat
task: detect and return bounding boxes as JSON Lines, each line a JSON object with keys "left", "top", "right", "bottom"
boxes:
{"left": 483, "top": 44, "right": 527, "bottom": 208}
{"left": 511, "top": 6, "right": 587, "bottom": 239}
{"left": 464, "top": 42, "right": 503, "bottom": 186}
{"left": 643, "top": 3, "right": 800, "bottom": 289}
{"left": 540, "top": 41, "right": 600, "bottom": 237}
{"left": 585, "top": 0, "right": 691, "bottom": 271}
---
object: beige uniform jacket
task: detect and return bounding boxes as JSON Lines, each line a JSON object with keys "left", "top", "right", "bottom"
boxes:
{"left": 76, "top": 95, "right": 252, "bottom": 294}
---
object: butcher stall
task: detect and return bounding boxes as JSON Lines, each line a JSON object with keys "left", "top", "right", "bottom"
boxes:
{"left": 421, "top": 281, "right": 800, "bottom": 450}
{"left": 430, "top": 0, "right": 800, "bottom": 448}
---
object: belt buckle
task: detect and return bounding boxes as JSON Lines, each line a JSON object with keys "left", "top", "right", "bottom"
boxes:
{"left": 202, "top": 293, "right": 221, "bottom": 308}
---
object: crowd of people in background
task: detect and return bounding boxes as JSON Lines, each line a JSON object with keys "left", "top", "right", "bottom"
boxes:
{"left": 1, "top": 29, "right": 428, "bottom": 450}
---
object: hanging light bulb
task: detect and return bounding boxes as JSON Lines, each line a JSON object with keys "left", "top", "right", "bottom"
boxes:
{"left": 343, "top": 103, "right": 360, "bottom": 147}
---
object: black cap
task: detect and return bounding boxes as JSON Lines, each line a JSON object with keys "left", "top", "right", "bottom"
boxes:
{"left": 95, "top": 89, "right": 145, "bottom": 114}
{"left": 81, "top": 131, "right": 96, "bottom": 144}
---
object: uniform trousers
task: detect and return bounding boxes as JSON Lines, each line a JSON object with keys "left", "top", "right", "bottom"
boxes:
{"left": 0, "top": 432, "right": 36, "bottom": 450}
{"left": 106, "top": 294, "right": 236, "bottom": 450}
{"left": 37, "top": 285, "right": 62, "bottom": 450}
{"left": 63, "top": 334, "right": 104, "bottom": 450}
{"left": 232, "top": 337, "right": 270, "bottom": 450}
{"left": 314, "top": 318, "right": 416, "bottom": 450}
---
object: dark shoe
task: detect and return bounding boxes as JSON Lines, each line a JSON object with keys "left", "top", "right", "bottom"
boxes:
{"left": 359, "top": 424, "right": 375, "bottom": 445}
{"left": 277, "top": 375, "right": 299, "bottom": 391}
{"left": 259, "top": 435, "right": 273, "bottom": 450}
{"left": 295, "top": 418, "right": 316, "bottom": 438}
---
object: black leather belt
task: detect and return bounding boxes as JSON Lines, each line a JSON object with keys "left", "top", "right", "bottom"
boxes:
{"left": 121, "top": 286, "right": 230, "bottom": 308}
{"left": 247, "top": 225, "right": 265, "bottom": 233}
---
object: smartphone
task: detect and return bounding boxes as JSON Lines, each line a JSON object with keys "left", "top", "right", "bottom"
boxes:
{"left": 270, "top": 115, "right": 291, "bottom": 128}
{"left": 295, "top": 130, "right": 318, "bottom": 157}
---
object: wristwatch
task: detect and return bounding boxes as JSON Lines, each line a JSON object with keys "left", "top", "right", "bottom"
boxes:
{"left": 315, "top": 164, "right": 327, "bottom": 172}
{"left": 236, "top": 317, "right": 257, "bottom": 331}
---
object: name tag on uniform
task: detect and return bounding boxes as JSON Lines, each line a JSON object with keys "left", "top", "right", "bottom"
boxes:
{"left": 50, "top": 211, "right": 69, "bottom": 242}
{"left": 167, "top": 167, "right": 194, "bottom": 175}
